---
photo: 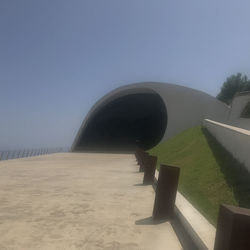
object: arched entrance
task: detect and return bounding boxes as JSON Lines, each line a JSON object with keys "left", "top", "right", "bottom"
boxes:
{"left": 74, "top": 92, "right": 167, "bottom": 152}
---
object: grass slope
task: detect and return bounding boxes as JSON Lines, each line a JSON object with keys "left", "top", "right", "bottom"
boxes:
{"left": 149, "top": 126, "right": 250, "bottom": 225}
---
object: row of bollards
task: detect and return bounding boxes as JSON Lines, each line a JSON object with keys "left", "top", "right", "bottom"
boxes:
{"left": 135, "top": 148, "right": 180, "bottom": 221}
{"left": 135, "top": 148, "right": 250, "bottom": 250}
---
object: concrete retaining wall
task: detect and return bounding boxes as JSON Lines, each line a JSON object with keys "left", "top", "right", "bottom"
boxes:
{"left": 227, "top": 93, "right": 250, "bottom": 130}
{"left": 203, "top": 119, "right": 250, "bottom": 173}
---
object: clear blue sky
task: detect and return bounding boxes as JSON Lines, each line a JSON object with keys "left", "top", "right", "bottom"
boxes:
{"left": 1, "top": 0, "right": 250, "bottom": 150}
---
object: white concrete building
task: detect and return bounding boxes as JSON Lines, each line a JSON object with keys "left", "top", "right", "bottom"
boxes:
{"left": 72, "top": 82, "right": 229, "bottom": 152}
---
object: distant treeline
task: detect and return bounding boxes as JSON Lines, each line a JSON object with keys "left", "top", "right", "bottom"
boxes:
{"left": 217, "top": 73, "right": 250, "bottom": 105}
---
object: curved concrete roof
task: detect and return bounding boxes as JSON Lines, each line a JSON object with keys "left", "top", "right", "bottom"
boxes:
{"left": 72, "top": 82, "right": 229, "bottom": 151}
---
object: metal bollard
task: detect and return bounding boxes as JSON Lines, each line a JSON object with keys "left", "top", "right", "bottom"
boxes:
{"left": 135, "top": 148, "right": 143, "bottom": 167}
{"left": 153, "top": 164, "right": 180, "bottom": 220}
{"left": 214, "top": 204, "right": 250, "bottom": 250}
{"left": 139, "top": 151, "right": 149, "bottom": 172}
{"left": 143, "top": 155, "right": 157, "bottom": 185}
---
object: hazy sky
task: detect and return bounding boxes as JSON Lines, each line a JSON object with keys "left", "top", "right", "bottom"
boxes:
{"left": 1, "top": 0, "right": 250, "bottom": 150}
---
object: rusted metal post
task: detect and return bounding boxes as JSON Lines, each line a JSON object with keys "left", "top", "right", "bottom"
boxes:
{"left": 153, "top": 164, "right": 180, "bottom": 220}
{"left": 143, "top": 155, "right": 157, "bottom": 185}
{"left": 136, "top": 148, "right": 143, "bottom": 167}
{"left": 214, "top": 204, "right": 250, "bottom": 250}
{"left": 139, "top": 151, "right": 149, "bottom": 172}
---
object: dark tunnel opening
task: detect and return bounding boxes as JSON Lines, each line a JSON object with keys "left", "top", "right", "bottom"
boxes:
{"left": 75, "top": 93, "right": 168, "bottom": 152}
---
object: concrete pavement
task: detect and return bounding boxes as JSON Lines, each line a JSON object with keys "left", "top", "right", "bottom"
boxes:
{"left": 0, "top": 153, "right": 182, "bottom": 250}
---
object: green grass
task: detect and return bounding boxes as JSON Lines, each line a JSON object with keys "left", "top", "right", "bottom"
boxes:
{"left": 148, "top": 126, "right": 250, "bottom": 226}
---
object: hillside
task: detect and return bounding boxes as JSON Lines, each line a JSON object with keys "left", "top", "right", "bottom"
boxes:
{"left": 148, "top": 126, "right": 250, "bottom": 225}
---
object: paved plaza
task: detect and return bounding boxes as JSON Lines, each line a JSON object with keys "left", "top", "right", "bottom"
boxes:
{"left": 0, "top": 153, "right": 182, "bottom": 250}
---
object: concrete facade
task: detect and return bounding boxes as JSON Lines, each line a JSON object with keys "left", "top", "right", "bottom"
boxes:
{"left": 227, "top": 92, "right": 250, "bottom": 130}
{"left": 203, "top": 93, "right": 250, "bottom": 173}
{"left": 72, "top": 82, "right": 229, "bottom": 151}
{"left": 204, "top": 119, "right": 250, "bottom": 173}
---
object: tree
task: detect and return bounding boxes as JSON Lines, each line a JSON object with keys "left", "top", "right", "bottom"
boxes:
{"left": 217, "top": 73, "right": 250, "bottom": 105}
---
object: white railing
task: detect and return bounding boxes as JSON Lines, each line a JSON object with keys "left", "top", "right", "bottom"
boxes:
{"left": 0, "top": 147, "right": 70, "bottom": 161}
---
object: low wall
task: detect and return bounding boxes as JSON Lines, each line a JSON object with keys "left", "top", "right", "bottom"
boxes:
{"left": 203, "top": 119, "right": 250, "bottom": 173}
{"left": 229, "top": 118, "right": 250, "bottom": 131}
